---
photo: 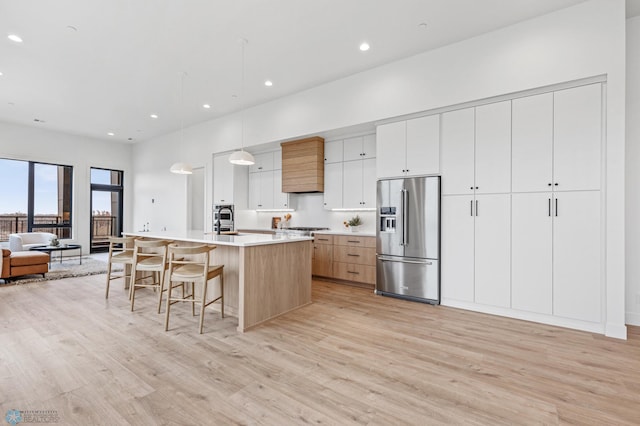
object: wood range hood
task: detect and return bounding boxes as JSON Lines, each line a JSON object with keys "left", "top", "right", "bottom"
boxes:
{"left": 280, "top": 136, "right": 324, "bottom": 193}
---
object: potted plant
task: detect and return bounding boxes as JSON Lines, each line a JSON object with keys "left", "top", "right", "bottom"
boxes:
{"left": 343, "top": 215, "right": 362, "bottom": 232}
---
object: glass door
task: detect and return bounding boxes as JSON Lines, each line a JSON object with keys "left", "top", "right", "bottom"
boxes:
{"left": 90, "top": 168, "right": 123, "bottom": 253}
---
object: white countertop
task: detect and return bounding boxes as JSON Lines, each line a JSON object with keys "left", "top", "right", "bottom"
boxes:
{"left": 313, "top": 230, "right": 376, "bottom": 237}
{"left": 124, "top": 230, "right": 312, "bottom": 247}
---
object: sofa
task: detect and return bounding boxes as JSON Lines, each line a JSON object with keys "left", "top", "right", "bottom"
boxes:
{"left": 1, "top": 248, "right": 49, "bottom": 280}
{"left": 9, "top": 232, "right": 57, "bottom": 252}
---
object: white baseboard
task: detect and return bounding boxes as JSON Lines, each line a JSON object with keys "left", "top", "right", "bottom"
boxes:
{"left": 626, "top": 311, "right": 640, "bottom": 326}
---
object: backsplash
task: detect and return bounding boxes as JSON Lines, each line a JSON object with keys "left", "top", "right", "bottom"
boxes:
{"left": 235, "top": 193, "right": 376, "bottom": 233}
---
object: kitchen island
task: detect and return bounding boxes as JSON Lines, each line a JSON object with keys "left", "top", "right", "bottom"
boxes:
{"left": 124, "top": 230, "right": 313, "bottom": 332}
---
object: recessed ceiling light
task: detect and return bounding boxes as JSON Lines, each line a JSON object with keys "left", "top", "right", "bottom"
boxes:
{"left": 264, "top": 80, "right": 273, "bottom": 87}
{"left": 107, "top": 132, "right": 115, "bottom": 136}
{"left": 419, "top": 22, "right": 428, "bottom": 29}
{"left": 359, "top": 42, "right": 370, "bottom": 52}
{"left": 203, "top": 104, "right": 211, "bottom": 109}
{"left": 8, "top": 34, "right": 23, "bottom": 43}
{"left": 150, "top": 114, "right": 158, "bottom": 119}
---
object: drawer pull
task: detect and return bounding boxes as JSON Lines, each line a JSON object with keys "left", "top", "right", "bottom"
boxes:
{"left": 347, "top": 271, "right": 360, "bottom": 275}
{"left": 347, "top": 240, "right": 360, "bottom": 243}
{"left": 347, "top": 254, "right": 360, "bottom": 257}
{"left": 317, "top": 238, "right": 329, "bottom": 241}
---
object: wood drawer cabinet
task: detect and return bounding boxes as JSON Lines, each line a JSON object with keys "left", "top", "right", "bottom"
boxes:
{"left": 312, "top": 234, "right": 376, "bottom": 286}
{"left": 312, "top": 235, "right": 333, "bottom": 277}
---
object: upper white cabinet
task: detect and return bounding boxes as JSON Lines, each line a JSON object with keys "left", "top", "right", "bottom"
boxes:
{"left": 248, "top": 170, "right": 275, "bottom": 210}
{"left": 343, "top": 135, "right": 376, "bottom": 161}
{"left": 553, "top": 84, "right": 602, "bottom": 191}
{"left": 441, "top": 102, "right": 511, "bottom": 195}
{"left": 376, "top": 115, "right": 439, "bottom": 179}
{"left": 512, "top": 84, "right": 602, "bottom": 193}
{"left": 324, "top": 140, "right": 343, "bottom": 164}
{"left": 213, "top": 153, "right": 248, "bottom": 207}
{"left": 441, "top": 108, "right": 475, "bottom": 195}
{"left": 248, "top": 150, "right": 292, "bottom": 210}
{"left": 475, "top": 101, "right": 511, "bottom": 194}
{"left": 249, "top": 152, "right": 275, "bottom": 173}
{"left": 342, "top": 158, "right": 376, "bottom": 209}
{"left": 512, "top": 93, "right": 554, "bottom": 193}
{"left": 324, "top": 133, "right": 376, "bottom": 210}
{"left": 323, "top": 162, "right": 343, "bottom": 210}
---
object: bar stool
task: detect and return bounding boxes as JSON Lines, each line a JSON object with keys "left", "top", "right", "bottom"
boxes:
{"left": 130, "top": 239, "right": 171, "bottom": 312}
{"left": 164, "top": 244, "right": 224, "bottom": 334}
{"left": 105, "top": 236, "right": 136, "bottom": 299}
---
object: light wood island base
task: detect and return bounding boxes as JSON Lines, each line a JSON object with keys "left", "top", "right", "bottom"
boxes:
{"left": 123, "top": 232, "right": 312, "bottom": 332}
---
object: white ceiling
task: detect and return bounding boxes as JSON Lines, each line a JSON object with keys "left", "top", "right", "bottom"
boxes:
{"left": 0, "top": 0, "right": 607, "bottom": 144}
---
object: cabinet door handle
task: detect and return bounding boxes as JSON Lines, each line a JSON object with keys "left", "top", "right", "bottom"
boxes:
{"left": 555, "top": 198, "right": 558, "bottom": 217}
{"left": 317, "top": 238, "right": 329, "bottom": 241}
{"left": 347, "top": 240, "right": 360, "bottom": 244}
{"left": 475, "top": 200, "right": 478, "bottom": 216}
{"left": 548, "top": 198, "right": 551, "bottom": 217}
{"left": 470, "top": 200, "right": 473, "bottom": 216}
{"left": 347, "top": 253, "right": 360, "bottom": 257}
{"left": 347, "top": 271, "right": 360, "bottom": 275}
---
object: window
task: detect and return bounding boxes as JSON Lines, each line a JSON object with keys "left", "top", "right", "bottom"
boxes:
{"left": 90, "top": 168, "right": 123, "bottom": 252}
{"left": 0, "top": 158, "right": 73, "bottom": 241}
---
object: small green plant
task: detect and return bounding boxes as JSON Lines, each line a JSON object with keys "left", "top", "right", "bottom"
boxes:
{"left": 344, "top": 215, "right": 362, "bottom": 228}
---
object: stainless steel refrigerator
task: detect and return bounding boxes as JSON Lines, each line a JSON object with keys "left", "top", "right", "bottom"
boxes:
{"left": 376, "top": 176, "right": 440, "bottom": 304}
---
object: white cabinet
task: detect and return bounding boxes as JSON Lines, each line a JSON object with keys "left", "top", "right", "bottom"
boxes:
{"left": 552, "top": 191, "right": 601, "bottom": 322}
{"left": 376, "top": 115, "right": 439, "bottom": 179}
{"left": 247, "top": 150, "right": 292, "bottom": 210}
{"left": 324, "top": 140, "right": 343, "bottom": 164}
{"left": 343, "top": 134, "right": 376, "bottom": 161}
{"left": 474, "top": 194, "right": 511, "bottom": 308}
{"left": 376, "top": 121, "right": 406, "bottom": 179}
{"left": 475, "top": 101, "right": 511, "bottom": 194}
{"left": 272, "top": 172, "right": 290, "bottom": 209}
{"left": 512, "top": 93, "right": 554, "bottom": 193}
{"left": 249, "top": 152, "right": 275, "bottom": 173}
{"left": 511, "top": 193, "right": 553, "bottom": 314}
{"left": 553, "top": 84, "right": 602, "bottom": 192}
{"left": 406, "top": 115, "right": 439, "bottom": 176}
{"left": 441, "top": 102, "right": 511, "bottom": 195}
{"left": 248, "top": 171, "right": 274, "bottom": 209}
{"left": 213, "top": 153, "right": 248, "bottom": 207}
{"left": 441, "top": 194, "right": 511, "bottom": 308}
{"left": 323, "top": 162, "right": 343, "bottom": 210}
{"left": 441, "top": 108, "right": 475, "bottom": 195}
{"left": 441, "top": 195, "right": 474, "bottom": 302}
{"left": 511, "top": 191, "right": 601, "bottom": 322}
{"left": 324, "top": 134, "right": 376, "bottom": 210}
{"left": 342, "top": 158, "right": 376, "bottom": 209}
{"left": 512, "top": 84, "right": 601, "bottom": 193}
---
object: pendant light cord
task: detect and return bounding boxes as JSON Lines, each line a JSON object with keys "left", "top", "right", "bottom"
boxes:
{"left": 240, "top": 38, "right": 246, "bottom": 152}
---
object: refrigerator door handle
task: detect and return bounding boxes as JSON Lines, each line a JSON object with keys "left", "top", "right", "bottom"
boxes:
{"left": 378, "top": 256, "right": 433, "bottom": 265}
{"left": 402, "top": 189, "right": 409, "bottom": 246}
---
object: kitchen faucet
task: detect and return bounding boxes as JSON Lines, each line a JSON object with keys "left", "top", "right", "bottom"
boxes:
{"left": 216, "top": 205, "right": 233, "bottom": 235}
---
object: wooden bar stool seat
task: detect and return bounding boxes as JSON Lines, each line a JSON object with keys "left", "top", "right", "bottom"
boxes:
{"left": 165, "top": 244, "right": 224, "bottom": 334}
{"left": 105, "top": 236, "right": 136, "bottom": 299}
{"left": 130, "top": 239, "right": 171, "bottom": 312}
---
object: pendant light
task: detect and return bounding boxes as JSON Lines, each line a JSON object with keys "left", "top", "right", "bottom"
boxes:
{"left": 229, "top": 38, "right": 255, "bottom": 166}
{"left": 170, "top": 71, "right": 194, "bottom": 174}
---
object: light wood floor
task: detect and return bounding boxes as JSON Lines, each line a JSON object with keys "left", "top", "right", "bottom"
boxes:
{"left": 1, "top": 275, "right": 639, "bottom": 425}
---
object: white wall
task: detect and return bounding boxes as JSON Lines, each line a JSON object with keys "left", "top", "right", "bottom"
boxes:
{"left": 132, "top": 0, "right": 626, "bottom": 337}
{"left": 0, "top": 121, "right": 133, "bottom": 252}
{"left": 626, "top": 16, "right": 640, "bottom": 326}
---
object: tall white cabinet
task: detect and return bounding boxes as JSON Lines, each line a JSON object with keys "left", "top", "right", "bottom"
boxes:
{"left": 441, "top": 82, "right": 603, "bottom": 330}
{"left": 441, "top": 101, "right": 512, "bottom": 309}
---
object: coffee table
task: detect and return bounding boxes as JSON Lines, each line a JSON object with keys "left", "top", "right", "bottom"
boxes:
{"left": 30, "top": 244, "right": 82, "bottom": 267}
